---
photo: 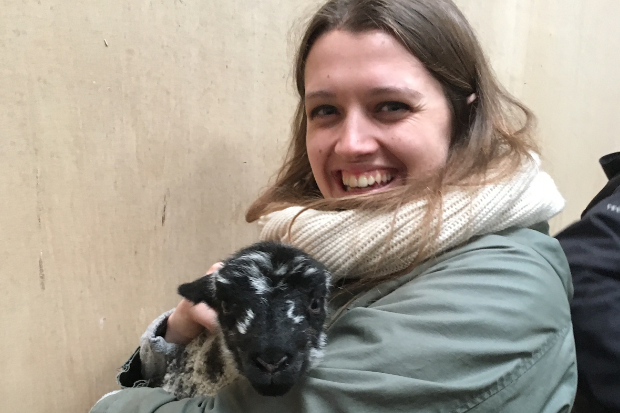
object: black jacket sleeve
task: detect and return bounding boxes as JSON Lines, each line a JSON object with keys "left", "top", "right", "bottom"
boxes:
{"left": 556, "top": 152, "right": 620, "bottom": 413}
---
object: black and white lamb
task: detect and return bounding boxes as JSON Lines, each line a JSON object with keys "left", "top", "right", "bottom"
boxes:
{"left": 162, "top": 241, "right": 331, "bottom": 399}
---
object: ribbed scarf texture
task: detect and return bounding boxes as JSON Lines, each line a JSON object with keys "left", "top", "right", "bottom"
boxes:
{"left": 259, "top": 156, "right": 565, "bottom": 280}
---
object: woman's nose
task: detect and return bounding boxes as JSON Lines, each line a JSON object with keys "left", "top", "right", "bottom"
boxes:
{"left": 333, "top": 110, "right": 379, "bottom": 159}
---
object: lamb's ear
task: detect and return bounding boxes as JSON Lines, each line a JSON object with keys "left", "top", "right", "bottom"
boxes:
{"left": 177, "top": 274, "right": 215, "bottom": 306}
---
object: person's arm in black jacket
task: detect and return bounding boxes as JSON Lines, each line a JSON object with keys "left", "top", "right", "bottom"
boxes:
{"left": 556, "top": 152, "right": 620, "bottom": 413}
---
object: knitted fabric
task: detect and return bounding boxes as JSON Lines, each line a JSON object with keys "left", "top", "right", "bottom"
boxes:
{"left": 258, "top": 156, "right": 565, "bottom": 280}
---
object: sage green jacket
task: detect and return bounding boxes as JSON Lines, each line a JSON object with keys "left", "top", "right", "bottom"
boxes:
{"left": 91, "top": 226, "right": 577, "bottom": 413}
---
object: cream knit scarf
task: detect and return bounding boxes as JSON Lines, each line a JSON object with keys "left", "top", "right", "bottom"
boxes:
{"left": 258, "top": 155, "right": 565, "bottom": 280}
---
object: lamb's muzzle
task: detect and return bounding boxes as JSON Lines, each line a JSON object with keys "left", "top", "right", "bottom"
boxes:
{"left": 163, "top": 241, "right": 331, "bottom": 399}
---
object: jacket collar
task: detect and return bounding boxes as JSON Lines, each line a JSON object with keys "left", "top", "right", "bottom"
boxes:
{"left": 582, "top": 152, "right": 620, "bottom": 216}
{"left": 600, "top": 152, "right": 620, "bottom": 180}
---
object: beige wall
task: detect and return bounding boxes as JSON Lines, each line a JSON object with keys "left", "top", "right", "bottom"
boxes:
{"left": 0, "top": 1, "right": 617, "bottom": 412}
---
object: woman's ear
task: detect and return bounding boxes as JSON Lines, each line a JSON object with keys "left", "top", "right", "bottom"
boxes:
{"left": 467, "top": 93, "right": 477, "bottom": 104}
{"left": 177, "top": 274, "right": 216, "bottom": 306}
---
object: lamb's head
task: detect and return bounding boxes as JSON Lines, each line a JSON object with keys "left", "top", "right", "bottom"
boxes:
{"left": 178, "top": 241, "right": 330, "bottom": 397}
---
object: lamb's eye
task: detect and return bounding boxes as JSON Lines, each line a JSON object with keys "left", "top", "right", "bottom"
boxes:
{"left": 221, "top": 302, "right": 230, "bottom": 315}
{"left": 308, "top": 298, "right": 322, "bottom": 314}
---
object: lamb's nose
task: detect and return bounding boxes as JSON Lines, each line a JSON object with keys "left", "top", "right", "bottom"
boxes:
{"left": 255, "top": 355, "right": 289, "bottom": 373}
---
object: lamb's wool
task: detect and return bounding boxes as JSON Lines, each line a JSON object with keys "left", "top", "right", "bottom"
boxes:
{"left": 259, "top": 155, "right": 564, "bottom": 280}
{"left": 162, "top": 332, "right": 239, "bottom": 399}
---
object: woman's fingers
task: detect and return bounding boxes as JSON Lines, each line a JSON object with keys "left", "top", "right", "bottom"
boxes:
{"left": 188, "top": 303, "right": 220, "bottom": 333}
{"left": 164, "top": 262, "right": 224, "bottom": 344}
{"left": 206, "top": 262, "right": 224, "bottom": 275}
{"left": 165, "top": 300, "right": 204, "bottom": 345}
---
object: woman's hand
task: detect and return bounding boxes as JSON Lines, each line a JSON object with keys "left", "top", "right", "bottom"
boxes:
{"left": 164, "top": 262, "right": 223, "bottom": 345}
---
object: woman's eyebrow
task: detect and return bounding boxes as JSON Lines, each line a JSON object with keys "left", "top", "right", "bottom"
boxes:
{"left": 305, "top": 90, "right": 335, "bottom": 102}
{"left": 366, "top": 86, "right": 423, "bottom": 100}
{"left": 305, "top": 87, "right": 422, "bottom": 102}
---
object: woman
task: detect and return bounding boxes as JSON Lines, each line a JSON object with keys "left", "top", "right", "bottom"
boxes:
{"left": 91, "top": 0, "right": 577, "bottom": 411}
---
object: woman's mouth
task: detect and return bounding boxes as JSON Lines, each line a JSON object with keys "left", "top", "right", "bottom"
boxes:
{"left": 340, "top": 170, "right": 396, "bottom": 192}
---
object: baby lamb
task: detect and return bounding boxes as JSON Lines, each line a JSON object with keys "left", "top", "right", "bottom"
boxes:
{"left": 162, "top": 241, "right": 331, "bottom": 399}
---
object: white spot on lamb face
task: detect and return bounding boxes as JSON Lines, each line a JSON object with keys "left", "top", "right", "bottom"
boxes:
{"left": 309, "top": 331, "right": 327, "bottom": 367}
{"left": 324, "top": 271, "right": 331, "bottom": 287}
{"left": 286, "top": 300, "right": 304, "bottom": 324}
{"left": 238, "top": 252, "right": 272, "bottom": 269}
{"left": 303, "top": 267, "right": 318, "bottom": 276}
{"left": 274, "top": 263, "right": 289, "bottom": 276}
{"left": 237, "top": 309, "right": 255, "bottom": 334}
{"left": 214, "top": 272, "right": 230, "bottom": 285}
{"left": 249, "top": 276, "right": 272, "bottom": 294}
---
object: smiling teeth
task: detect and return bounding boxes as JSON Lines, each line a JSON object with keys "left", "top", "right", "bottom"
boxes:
{"left": 343, "top": 171, "right": 393, "bottom": 189}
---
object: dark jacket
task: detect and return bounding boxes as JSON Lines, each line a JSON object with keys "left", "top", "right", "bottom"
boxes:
{"left": 556, "top": 152, "right": 620, "bottom": 413}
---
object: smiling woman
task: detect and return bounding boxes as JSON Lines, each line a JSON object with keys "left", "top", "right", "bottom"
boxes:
{"left": 245, "top": 0, "right": 537, "bottom": 225}
{"left": 90, "top": 0, "right": 577, "bottom": 412}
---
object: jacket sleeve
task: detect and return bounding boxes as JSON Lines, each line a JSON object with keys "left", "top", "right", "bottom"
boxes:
{"left": 91, "top": 228, "right": 576, "bottom": 413}
{"left": 116, "top": 309, "right": 178, "bottom": 388}
{"left": 556, "top": 188, "right": 620, "bottom": 412}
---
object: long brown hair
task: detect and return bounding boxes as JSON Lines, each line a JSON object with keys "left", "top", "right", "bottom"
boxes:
{"left": 246, "top": 0, "right": 537, "bottom": 285}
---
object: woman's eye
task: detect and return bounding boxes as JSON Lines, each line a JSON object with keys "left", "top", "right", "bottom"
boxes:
{"left": 378, "top": 101, "right": 410, "bottom": 113}
{"left": 309, "top": 105, "right": 338, "bottom": 119}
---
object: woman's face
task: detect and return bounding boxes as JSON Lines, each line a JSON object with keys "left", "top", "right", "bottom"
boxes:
{"left": 304, "top": 30, "right": 452, "bottom": 199}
